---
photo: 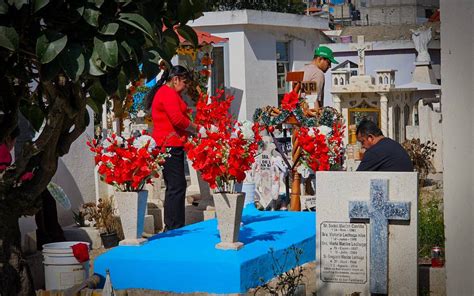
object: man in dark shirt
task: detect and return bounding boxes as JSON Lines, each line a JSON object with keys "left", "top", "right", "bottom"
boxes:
{"left": 356, "top": 120, "right": 414, "bottom": 172}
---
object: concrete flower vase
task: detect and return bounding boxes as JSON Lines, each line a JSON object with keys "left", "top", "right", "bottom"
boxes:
{"left": 212, "top": 192, "right": 245, "bottom": 250}
{"left": 115, "top": 190, "right": 148, "bottom": 246}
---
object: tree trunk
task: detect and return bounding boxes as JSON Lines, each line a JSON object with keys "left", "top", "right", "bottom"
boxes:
{"left": 0, "top": 209, "right": 35, "bottom": 296}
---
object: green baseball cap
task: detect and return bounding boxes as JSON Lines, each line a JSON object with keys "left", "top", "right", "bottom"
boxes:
{"left": 314, "top": 46, "right": 339, "bottom": 64}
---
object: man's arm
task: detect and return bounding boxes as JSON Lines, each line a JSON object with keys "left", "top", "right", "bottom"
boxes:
{"left": 356, "top": 150, "right": 380, "bottom": 171}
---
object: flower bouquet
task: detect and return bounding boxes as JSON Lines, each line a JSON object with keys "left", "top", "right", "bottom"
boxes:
{"left": 184, "top": 90, "right": 262, "bottom": 250}
{"left": 295, "top": 108, "right": 345, "bottom": 172}
{"left": 87, "top": 133, "right": 168, "bottom": 245}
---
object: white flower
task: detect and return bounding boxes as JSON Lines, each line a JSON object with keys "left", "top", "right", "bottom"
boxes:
{"left": 297, "top": 165, "right": 311, "bottom": 178}
{"left": 137, "top": 110, "right": 146, "bottom": 118}
{"left": 307, "top": 127, "right": 317, "bottom": 137}
{"left": 240, "top": 120, "right": 254, "bottom": 140}
{"left": 198, "top": 126, "right": 208, "bottom": 138}
{"left": 318, "top": 126, "right": 332, "bottom": 137}
{"left": 198, "top": 125, "right": 219, "bottom": 138}
{"left": 133, "top": 135, "right": 156, "bottom": 151}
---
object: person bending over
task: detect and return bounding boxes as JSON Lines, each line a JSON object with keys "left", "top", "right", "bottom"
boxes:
{"left": 356, "top": 120, "right": 413, "bottom": 172}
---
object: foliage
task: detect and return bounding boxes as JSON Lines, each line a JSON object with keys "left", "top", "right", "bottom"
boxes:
{"left": 184, "top": 91, "right": 262, "bottom": 192}
{"left": 254, "top": 246, "right": 305, "bottom": 296}
{"left": 0, "top": 0, "right": 204, "bottom": 215}
{"left": 0, "top": 1, "right": 205, "bottom": 293}
{"left": 87, "top": 133, "right": 168, "bottom": 192}
{"left": 205, "top": 0, "right": 306, "bottom": 14}
{"left": 82, "top": 196, "right": 121, "bottom": 235}
{"left": 402, "top": 139, "right": 437, "bottom": 183}
{"left": 419, "top": 195, "right": 445, "bottom": 258}
{"left": 72, "top": 209, "right": 88, "bottom": 227}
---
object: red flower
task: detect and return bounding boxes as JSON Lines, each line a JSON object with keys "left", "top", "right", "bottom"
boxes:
{"left": 184, "top": 91, "right": 260, "bottom": 191}
{"left": 71, "top": 243, "right": 89, "bottom": 263}
{"left": 20, "top": 172, "right": 34, "bottom": 182}
{"left": 281, "top": 91, "right": 299, "bottom": 111}
{"left": 295, "top": 125, "right": 344, "bottom": 172}
{"left": 87, "top": 133, "right": 168, "bottom": 191}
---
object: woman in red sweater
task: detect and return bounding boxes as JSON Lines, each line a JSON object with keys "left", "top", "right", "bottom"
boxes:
{"left": 145, "top": 65, "right": 197, "bottom": 230}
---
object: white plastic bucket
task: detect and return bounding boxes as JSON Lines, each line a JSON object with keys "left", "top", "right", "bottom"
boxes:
{"left": 42, "top": 241, "right": 90, "bottom": 290}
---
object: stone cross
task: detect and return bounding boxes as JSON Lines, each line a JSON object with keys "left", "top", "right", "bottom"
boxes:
{"left": 350, "top": 35, "right": 372, "bottom": 75}
{"left": 348, "top": 179, "right": 411, "bottom": 294}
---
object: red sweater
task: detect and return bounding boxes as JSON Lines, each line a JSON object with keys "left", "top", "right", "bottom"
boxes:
{"left": 151, "top": 85, "right": 191, "bottom": 147}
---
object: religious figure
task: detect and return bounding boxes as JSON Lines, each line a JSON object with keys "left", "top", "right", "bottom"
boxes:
{"left": 411, "top": 26, "right": 432, "bottom": 63}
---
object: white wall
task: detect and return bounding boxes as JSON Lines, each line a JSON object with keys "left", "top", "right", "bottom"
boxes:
{"left": 193, "top": 12, "right": 327, "bottom": 120}
{"left": 440, "top": 0, "right": 474, "bottom": 294}
{"left": 52, "top": 108, "right": 96, "bottom": 226}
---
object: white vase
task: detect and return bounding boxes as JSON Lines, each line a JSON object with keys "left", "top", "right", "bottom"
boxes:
{"left": 212, "top": 192, "right": 245, "bottom": 250}
{"left": 115, "top": 190, "right": 148, "bottom": 246}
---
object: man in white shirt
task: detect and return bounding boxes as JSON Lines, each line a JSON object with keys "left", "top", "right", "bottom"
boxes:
{"left": 301, "top": 46, "right": 339, "bottom": 108}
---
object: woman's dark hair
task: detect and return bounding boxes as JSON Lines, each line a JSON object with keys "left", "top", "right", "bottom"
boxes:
{"left": 144, "top": 65, "right": 191, "bottom": 110}
{"left": 356, "top": 119, "right": 383, "bottom": 137}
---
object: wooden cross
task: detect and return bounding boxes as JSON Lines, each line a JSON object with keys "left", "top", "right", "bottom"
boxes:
{"left": 350, "top": 35, "right": 372, "bottom": 76}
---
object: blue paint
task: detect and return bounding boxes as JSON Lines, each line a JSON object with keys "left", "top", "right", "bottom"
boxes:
{"left": 94, "top": 206, "right": 316, "bottom": 293}
{"left": 348, "top": 179, "right": 411, "bottom": 294}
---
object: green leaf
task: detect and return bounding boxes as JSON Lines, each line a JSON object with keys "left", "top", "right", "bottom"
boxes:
{"left": 93, "top": 37, "right": 118, "bottom": 68}
{"left": 41, "top": 59, "right": 61, "bottom": 81}
{"left": 99, "top": 22, "right": 119, "bottom": 35}
{"left": 177, "top": 25, "right": 198, "bottom": 48}
{"left": 100, "top": 72, "right": 118, "bottom": 95}
{"left": 76, "top": 6, "right": 84, "bottom": 16}
{"left": 0, "top": 26, "right": 19, "bottom": 51}
{"left": 9, "top": 0, "right": 27, "bottom": 10}
{"left": 83, "top": 8, "right": 100, "bottom": 27}
{"left": 0, "top": 2, "right": 9, "bottom": 14}
{"left": 118, "top": 13, "right": 153, "bottom": 39}
{"left": 86, "top": 96, "right": 102, "bottom": 114}
{"left": 33, "top": 0, "right": 49, "bottom": 13}
{"left": 93, "top": 0, "right": 104, "bottom": 8}
{"left": 142, "top": 49, "right": 160, "bottom": 82}
{"left": 20, "top": 104, "right": 44, "bottom": 131}
{"left": 89, "top": 81, "right": 107, "bottom": 106}
{"left": 117, "top": 70, "right": 127, "bottom": 99}
{"left": 59, "top": 44, "right": 85, "bottom": 81}
{"left": 162, "top": 28, "right": 179, "bottom": 47}
{"left": 36, "top": 31, "right": 68, "bottom": 64}
{"left": 86, "top": 50, "right": 105, "bottom": 76}
{"left": 119, "top": 40, "right": 133, "bottom": 60}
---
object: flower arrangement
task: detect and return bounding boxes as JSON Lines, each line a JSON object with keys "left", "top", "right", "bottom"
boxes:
{"left": 184, "top": 91, "right": 262, "bottom": 192}
{"left": 295, "top": 109, "right": 345, "bottom": 171}
{"left": 87, "top": 133, "right": 169, "bottom": 192}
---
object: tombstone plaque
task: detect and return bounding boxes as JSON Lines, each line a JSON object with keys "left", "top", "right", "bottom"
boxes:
{"left": 315, "top": 172, "right": 418, "bottom": 296}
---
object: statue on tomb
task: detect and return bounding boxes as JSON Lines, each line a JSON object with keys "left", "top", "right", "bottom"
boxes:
{"left": 411, "top": 26, "right": 432, "bottom": 63}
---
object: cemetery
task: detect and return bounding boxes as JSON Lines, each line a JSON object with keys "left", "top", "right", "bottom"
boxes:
{"left": 0, "top": 1, "right": 471, "bottom": 296}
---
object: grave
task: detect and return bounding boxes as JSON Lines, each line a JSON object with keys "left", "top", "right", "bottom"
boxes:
{"left": 93, "top": 206, "right": 315, "bottom": 294}
{"left": 315, "top": 172, "right": 418, "bottom": 295}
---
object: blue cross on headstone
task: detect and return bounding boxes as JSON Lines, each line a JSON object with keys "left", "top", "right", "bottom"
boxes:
{"left": 348, "top": 179, "right": 411, "bottom": 294}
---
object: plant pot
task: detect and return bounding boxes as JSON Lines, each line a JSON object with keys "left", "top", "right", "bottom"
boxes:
{"left": 115, "top": 190, "right": 148, "bottom": 246}
{"left": 100, "top": 232, "right": 119, "bottom": 249}
{"left": 212, "top": 192, "right": 245, "bottom": 250}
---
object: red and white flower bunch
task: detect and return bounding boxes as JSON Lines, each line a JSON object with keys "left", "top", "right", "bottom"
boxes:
{"left": 184, "top": 90, "right": 262, "bottom": 192}
{"left": 295, "top": 122, "right": 345, "bottom": 172}
{"left": 87, "top": 133, "right": 169, "bottom": 192}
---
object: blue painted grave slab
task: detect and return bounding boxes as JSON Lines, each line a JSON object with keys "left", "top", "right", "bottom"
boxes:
{"left": 94, "top": 206, "right": 316, "bottom": 294}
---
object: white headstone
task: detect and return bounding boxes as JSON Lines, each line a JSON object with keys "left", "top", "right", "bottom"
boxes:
{"left": 254, "top": 136, "right": 275, "bottom": 208}
{"left": 315, "top": 172, "right": 418, "bottom": 295}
